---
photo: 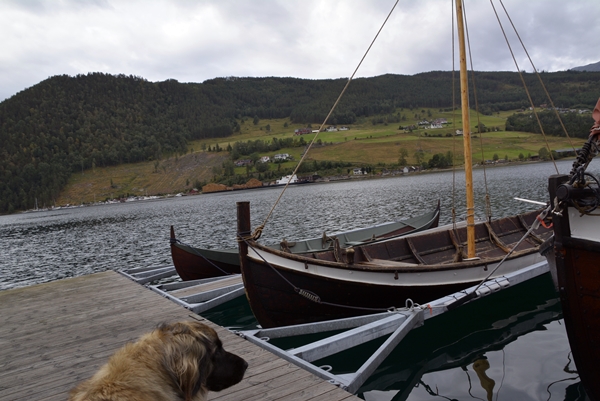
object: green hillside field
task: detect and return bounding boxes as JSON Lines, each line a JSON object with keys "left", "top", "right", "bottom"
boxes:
{"left": 56, "top": 107, "right": 585, "bottom": 206}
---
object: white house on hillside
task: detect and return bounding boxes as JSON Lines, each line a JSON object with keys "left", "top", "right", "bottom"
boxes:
{"left": 274, "top": 153, "right": 290, "bottom": 161}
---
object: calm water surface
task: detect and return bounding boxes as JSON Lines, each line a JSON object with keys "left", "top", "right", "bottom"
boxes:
{"left": 1, "top": 159, "right": 596, "bottom": 400}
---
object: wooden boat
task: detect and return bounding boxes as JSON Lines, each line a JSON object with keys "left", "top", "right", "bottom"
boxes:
{"left": 238, "top": 204, "right": 551, "bottom": 328}
{"left": 171, "top": 203, "right": 440, "bottom": 280}
{"left": 237, "top": 0, "right": 553, "bottom": 329}
{"left": 546, "top": 99, "right": 600, "bottom": 401}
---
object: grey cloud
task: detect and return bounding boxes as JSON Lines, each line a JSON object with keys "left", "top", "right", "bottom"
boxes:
{"left": 1, "top": 0, "right": 599, "bottom": 101}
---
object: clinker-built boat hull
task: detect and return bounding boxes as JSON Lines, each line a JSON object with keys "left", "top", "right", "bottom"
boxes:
{"left": 238, "top": 205, "right": 551, "bottom": 328}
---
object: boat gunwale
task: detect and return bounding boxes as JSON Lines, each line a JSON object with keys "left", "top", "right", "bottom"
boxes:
{"left": 243, "top": 210, "right": 549, "bottom": 274}
{"left": 246, "top": 240, "right": 541, "bottom": 273}
{"left": 173, "top": 203, "right": 440, "bottom": 256}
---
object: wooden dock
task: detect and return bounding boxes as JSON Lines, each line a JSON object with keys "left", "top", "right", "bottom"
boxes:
{"left": 0, "top": 271, "right": 360, "bottom": 401}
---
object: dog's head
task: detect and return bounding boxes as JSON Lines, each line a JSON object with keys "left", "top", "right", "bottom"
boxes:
{"left": 158, "top": 320, "right": 248, "bottom": 399}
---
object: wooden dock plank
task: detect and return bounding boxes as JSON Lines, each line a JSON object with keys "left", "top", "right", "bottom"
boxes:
{"left": 0, "top": 271, "right": 360, "bottom": 401}
{"left": 208, "top": 364, "right": 315, "bottom": 401}
{"left": 266, "top": 377, "right": 352, "bottom": 401}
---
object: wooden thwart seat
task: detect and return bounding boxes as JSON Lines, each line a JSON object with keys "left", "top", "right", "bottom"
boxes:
{"left": 357, "top": 258, "right": 419, "bottom": 268}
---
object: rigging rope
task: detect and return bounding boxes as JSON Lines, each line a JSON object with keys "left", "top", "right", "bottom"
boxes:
{"left": 497, "top": 0, "right": 578, "bottom": 155}
{"left": 489, "top": 0, "right": 559, "bottom": 174}
{"left": 252, "top": 0, "right": 400, "bottom": 239}
{"left": 448, "top": 205, "right": 552, "bottom": 310}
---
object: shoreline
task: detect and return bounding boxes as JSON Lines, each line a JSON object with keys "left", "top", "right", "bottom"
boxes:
{"left": 15, "top": 158, "right": 569, "bottom": 215}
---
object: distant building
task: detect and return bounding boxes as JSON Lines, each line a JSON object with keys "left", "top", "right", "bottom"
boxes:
{"left": 294, "top": 128, "right": 311, "bottom": 135}
{"left": 259, "top": 156, "right": 270, "bottom": 163}
{"left": 353, "top": 168, "right": 365, "bottom": 175}
{"left": 235, "top": 159, "right": 252, "bottom": 167}
{"left": 276, "top": 174, "right": 298, "bottom": 185}
{"left": 274, "top": 153, "right": 290, "bottom": 161}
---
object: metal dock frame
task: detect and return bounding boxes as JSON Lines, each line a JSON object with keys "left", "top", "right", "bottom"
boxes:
{"left": 118, "top": 267, "right": 246, "bottom": 314}
{"left": 148, "top": 275, "right": 245, "bottom": 314}
{"left": 237, "top": 260, "right": 550, "bottom": 394}
{"left": 119, "top": 265, "right": 178, "bottom": 284}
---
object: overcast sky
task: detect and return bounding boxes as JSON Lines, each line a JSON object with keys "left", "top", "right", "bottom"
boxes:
{"left": 1, "top": 0, "right": 599, "bottom": 102}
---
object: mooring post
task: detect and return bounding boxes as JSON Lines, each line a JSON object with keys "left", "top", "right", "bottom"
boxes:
{"left": 237, "top": 201, "right": 251, "bottom": 269}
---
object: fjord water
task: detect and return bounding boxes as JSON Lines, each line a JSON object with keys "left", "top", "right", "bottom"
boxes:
{"left": 1, "top": 159, "right": 596, "bottom": 400}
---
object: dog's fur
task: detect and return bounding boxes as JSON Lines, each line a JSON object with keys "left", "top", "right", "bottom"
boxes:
{"left": 68, "top": 320, "right": 248, "bottom": 401}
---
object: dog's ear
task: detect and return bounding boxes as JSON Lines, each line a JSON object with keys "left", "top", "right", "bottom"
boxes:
{"left": 159, "top": 322, "right": 211, "bottom": 400}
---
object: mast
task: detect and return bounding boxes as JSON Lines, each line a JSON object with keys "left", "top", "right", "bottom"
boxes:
{"left": 455, "top": 0, "right": 476, "bottom": 258}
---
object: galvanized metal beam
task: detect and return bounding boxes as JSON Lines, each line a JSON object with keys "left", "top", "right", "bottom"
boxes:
{"left": 341, "top": 310, "right": 424, "bottom": 393}
{"left": 181, "top": 283, "right": 244, "bottom": 304}
{"left": 240, "top": 331, "right": 344, "bottom": 385}
{"left": 157, "top": 275, "right": 240, "bottom": 291}
{"left": 436, "top": 260, "right": 549, "bottom": 311}
{"left": 145, "top": 274, "right": 246, "bottom": 313}
{"left": 119, "top": 266, "right": 177, "bottom": 284}
{"left": 189, "top": 287, "right": 246, "bottom": 314}
{"left": 244, "top": 312, "right": 395, "bottom": 339}
{"left": 290, "top": 312, "right": 413, "bottom": 362}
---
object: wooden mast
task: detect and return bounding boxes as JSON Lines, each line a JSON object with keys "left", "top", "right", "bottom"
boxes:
{"left": 455, "top": 0, "right": 476, "bottom": 258}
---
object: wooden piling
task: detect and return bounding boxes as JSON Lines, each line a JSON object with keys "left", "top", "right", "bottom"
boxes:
{"left": 237, "top": 201, "right": 251, "bottom": 291}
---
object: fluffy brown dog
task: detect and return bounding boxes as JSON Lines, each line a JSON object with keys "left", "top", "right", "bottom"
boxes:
{"left": 68, "top": 320, "right": 248, "bottom": 401}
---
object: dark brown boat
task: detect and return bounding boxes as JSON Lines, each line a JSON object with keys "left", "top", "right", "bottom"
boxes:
{"left": 170, "top": 203, "right": 440, "bottom": 281}
{"left": 547, "top": 98, "right": 600, "bottom": 401}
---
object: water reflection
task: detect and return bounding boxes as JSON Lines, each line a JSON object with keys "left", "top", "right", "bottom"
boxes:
{"left": 353, "top": 275, "right": 583, "bottom": 401}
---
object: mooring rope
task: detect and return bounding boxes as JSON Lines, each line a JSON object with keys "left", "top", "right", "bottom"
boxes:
{"left": 252, "top": 0, "right": 400, "bottom": 239}
{"left": 237, "top": 233, "right": 440, "bottom": 314}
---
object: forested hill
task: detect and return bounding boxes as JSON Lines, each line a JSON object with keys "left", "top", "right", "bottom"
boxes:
{"left": 1, "top": 70, "right": 600, "bottom": 213}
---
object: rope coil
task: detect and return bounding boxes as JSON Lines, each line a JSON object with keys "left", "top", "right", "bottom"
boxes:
{"left": 251, "top": 225, "right": 264, "bottom": 241}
